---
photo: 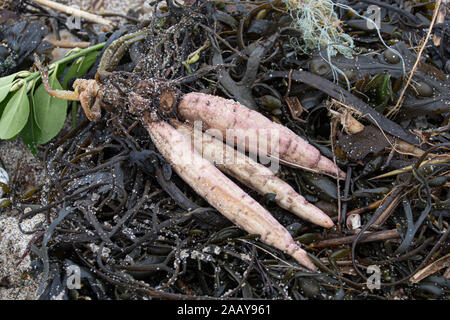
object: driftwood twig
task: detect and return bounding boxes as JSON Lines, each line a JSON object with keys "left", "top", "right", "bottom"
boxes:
{"left": 33, "top": 0, "right": 114, "bottom": 27}
{"left": 311, "top": 229, "right": 400, "bottom": 248}
{"left": 387, "top": 0, "right": 443, "bottom": 117}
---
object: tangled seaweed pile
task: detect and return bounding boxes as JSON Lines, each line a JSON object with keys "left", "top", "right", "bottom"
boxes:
{"left": 1, "top": 0, "right": 449, "bottom": 299}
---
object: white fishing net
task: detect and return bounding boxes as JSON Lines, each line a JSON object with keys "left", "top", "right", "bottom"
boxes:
{"left": 283, "top": 0, "right": 405, "bottom": 86}
{"left": 284, "top": 0, "right": 355, "bottom": 58}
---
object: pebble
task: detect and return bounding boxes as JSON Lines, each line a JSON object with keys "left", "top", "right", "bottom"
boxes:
{"left": 0, "top": 139, "right": 45, "bottom": 300}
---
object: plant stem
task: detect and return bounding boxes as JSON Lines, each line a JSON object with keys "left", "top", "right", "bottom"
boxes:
{"left": 11, "top": 42, "right": 106, "bottom": 92}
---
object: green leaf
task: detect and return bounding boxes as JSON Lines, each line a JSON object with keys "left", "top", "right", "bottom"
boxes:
{"left": 377, "top": 73, "right": 393, "bottom": 102}
{"left": 33, "top": 67, "right": 68, "bottom": 144}
{"left": 0, "top": 74, "right": 16, "bottom": 104}
{"left": 365, "top": 73, "right": 385, "bottom": 91}
{"left": 0, "top": 84, "right": 30, "bottom": 140}
{"left": 7, "top": 133, "right": 18, "bottom": 141}
{"left": 375, "top": 73, "right": 393, "bottom": 113}
{"left": 62, "top": 51, "right": 100, "bottom": 89}
{"left": 21, "top": 84, "right": 41, "bottom": 154}
{"left": 0, "top": 92, "right": 12, "bottom": 117}
{"left": 55, "top": 63, "right": 67, "bottom": 80}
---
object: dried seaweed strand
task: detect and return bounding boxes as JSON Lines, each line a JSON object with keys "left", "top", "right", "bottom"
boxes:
{"left": 387, "top": 0, "right": 443, "bottom": 117}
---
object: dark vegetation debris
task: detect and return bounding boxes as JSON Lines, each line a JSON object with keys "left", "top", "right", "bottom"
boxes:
{"left": 0, "top": 0, "right": 448, "bottom": 300}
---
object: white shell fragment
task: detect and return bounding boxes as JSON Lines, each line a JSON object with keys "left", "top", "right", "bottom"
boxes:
{"left": 0, "top": 167, "right": 9, "bottom": 198}
{"left": 346, "top": 213, "right": 361, "bottom": 230}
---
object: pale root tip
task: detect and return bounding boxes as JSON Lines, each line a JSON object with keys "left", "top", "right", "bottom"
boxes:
{"left": 292, "top": 248, "right": 317, "bottom": 271}
{"left": 317, "top": 156, "right": 346, "bottom": 179}
{"left": 303, "top": 203, "right": 335, "bottom": 229}
{"left": 321, "top": 215, "right": 335, "bottom": 229}
{"left": 308, "top": 212, "right": 334, "bottom": 229}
